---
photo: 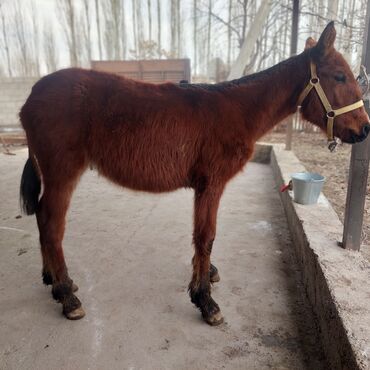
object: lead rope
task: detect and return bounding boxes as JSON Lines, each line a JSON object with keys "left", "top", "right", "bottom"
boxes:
{"left": 297, "top": 61, "right": 364, "bottom": 152}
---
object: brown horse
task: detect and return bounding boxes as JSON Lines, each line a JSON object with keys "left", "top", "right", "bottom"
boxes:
{"left": 19, "top": 23, "right": 369, "bottom": 325}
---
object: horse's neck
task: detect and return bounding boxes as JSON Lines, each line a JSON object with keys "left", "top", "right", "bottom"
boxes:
{"left": 231, "top": 52, "right": 310, "bottom": 140}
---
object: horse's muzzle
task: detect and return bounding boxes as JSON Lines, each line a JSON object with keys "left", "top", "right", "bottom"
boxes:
{"left": 348, "top": 124, "right": 370, "bottom": 143}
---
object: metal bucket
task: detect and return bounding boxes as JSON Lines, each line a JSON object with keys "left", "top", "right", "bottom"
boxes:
{"left": 291, "top": 172, "right": 325, "bottom": 205}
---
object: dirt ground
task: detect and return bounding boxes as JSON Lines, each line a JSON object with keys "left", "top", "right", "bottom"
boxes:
{"left": 263, "top": 131, "right": 370, "bottom": 261}
{"left": 0, "top": 149, "right": 326, "bottom": 370}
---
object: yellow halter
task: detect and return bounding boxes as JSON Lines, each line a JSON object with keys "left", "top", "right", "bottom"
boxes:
{"left": 297, "top": 61, "right": 364, "bottom": 151}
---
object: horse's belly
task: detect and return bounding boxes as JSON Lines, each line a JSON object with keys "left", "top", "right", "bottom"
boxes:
{"left": 94, "top": 152, "right": 190, "bottom": 193}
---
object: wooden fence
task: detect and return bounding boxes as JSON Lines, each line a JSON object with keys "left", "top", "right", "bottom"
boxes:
{"left": 91, "top": 59, "right": 191, "bottom": 84}
{"left": 274, "top": 112, "right": 320, "bottom": 133}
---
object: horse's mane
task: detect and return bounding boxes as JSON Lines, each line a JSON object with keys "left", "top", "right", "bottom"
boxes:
{"left": 178, "top": 52, "right": 306, "bottom": 93}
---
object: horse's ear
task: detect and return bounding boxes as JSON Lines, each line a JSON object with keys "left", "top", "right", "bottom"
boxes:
{"left": 305, "top": 37, "right": 316, "bottom": 50}
{"left": 314, "top": 21, "right": 336, "bottom": 58}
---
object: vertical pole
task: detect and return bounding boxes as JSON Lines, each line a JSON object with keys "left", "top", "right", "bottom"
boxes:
{"left": 285, "top": 0, "right": 299, "bottom": 150}
{"left": 342, "top": 0, "right": 370, "bottom": 250}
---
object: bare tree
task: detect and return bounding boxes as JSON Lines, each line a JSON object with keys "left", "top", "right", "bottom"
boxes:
{"left": 147, "top": 0, "right": 152, "bottom": 41}
{"left": 157, "top": 0, "right": 161, "bottom": 56}
{"left": 103, "top": 0, "right": 122, "bottom": 59}
{"left": 343, "top": 0, "right": 357, "bottom": 65}
{"left": 136, "top": 0, "right": 144, "bottom": 57}
{"left": 227, "top": 0, "right": 232, "bottom": 69}
{"left": 132, "top": 0, "right": 138, "bottom": 53}
{"left": 95, "top": 0, "right": 103, "bottom": 59}
{"left": 58, "top": 0, "right": 78, "bottom": 67}
{"left": 13, "top": 0, "right": 31, "bottom": 75}
{"left": 121, "top": 0, "right": 127, "bottom": 58}
{"left": 327, "top": 0, "right": 339, "bottom": 20}
{"left": 193, "top": 0, "right": 197, "bottom": 74}
{"left": 0, "top": 0, "right": 366, "bottom": 81}
{"left": 30, "top": 0, "right": 41, "bottom": 76}
{"left": 207, "top": 0, "right": 212, "bottom": 70}
{"left": 104, "top": 19, "right": 114, "bottom": 59}
{"left": 228, "top": 0, "right": 272, "bottom": 79}
{"left": 82, "top": 0, "right": 92, "bottom": 63}
{"left": 170, "top": 0, "right": 177, "bottom": 56}
{"left": 0, "top": 1, "right": 12, "bottom": 76}
{"left": 177, "top": 0, "right": 181, "bottom": 56}
{"left": 43, "top": 20, "right": 58, "bottom": 73}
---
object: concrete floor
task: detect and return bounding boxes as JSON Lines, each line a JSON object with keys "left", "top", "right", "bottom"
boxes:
{"left": 0, "top": 149, "right": 325, "bottom": 370}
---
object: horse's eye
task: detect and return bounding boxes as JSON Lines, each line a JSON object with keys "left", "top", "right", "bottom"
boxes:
{"left": 334, "top": 73, "right": 346, "bottom": 83}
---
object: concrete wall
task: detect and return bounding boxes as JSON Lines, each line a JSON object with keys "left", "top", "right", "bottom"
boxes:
{"left": 0, "top": 77, "right": 37, "bottom": 130}
{"left": 265, "top": 144, "right": 370, "bottom": 370}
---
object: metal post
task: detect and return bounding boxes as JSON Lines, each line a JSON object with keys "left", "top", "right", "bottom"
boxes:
{"left": 285, "top": 0, "right": 299, "bottom": 150}
{"left": 342, "top": 0, "right": 370, "bottom": 250}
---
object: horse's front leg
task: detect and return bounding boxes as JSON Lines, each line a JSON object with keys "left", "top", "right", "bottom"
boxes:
{"left": 210, "top": 263, "right": 220, "bottom": 283}
{"left": 189, "top": 184, "right": 224, "bottom": 326}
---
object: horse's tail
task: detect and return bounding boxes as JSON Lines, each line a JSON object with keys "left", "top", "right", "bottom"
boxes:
{"left": 20, "top": 153, "right": 41, "bottom": 215}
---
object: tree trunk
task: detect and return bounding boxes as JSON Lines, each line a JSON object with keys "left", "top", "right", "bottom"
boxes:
{"left": 228, "top": 0, "right": 272, "bottom": 80}
{"left": 132, "top": 0, "right": 137, "bottom": 53}
{"left": 121, "top": 0, "right": 126, "bottom": 59}
{"left": 227, "top": 0, "right": 232, "bottom": 69}
{"left": 207, "top": 0, "right": 212, "bottom": 72}
{"left": 0, "top": 2, "right": 12, "bottom": 76}
{"left": 95, "top": 0, "right": 103, "bottom": 59}
{"left": 83, "top": 0, "right": 92, "bottom": 63}
{"left": 241, "top": 0, "right": 248, "bottom": 46}
{"left": 157, "top": 0, "right": 161, "bottom": 56}
{"left": 327, "top": 0, "right": 339, "bottom": 20}
{"left": 193, "top": 0, "right": 197, "bottom": 75}
{"left": 30, "top": 1, "right": 41, "bottom": 76}
{"left": 147, "top": 0, "right": 152, "bottom": 41}
{"left": 170, "top": 0, "right": 177, "bottom": 56}
{"left": 14, "top": 0, "right": 30, "bottom": 75}
{"left": 136, "top": 0, "right": 144, "bottom": 57}
{"left": 177, "top": 0, "right": 181, "bottom": 57}
{"left": 69, "top": 0, "right": 77, "bottom": 66}
{"left": 58, "top": 0, "right": 78, "bottom": 67}
{"left": 43, "top": 20, "right": 58, "bottom": 72}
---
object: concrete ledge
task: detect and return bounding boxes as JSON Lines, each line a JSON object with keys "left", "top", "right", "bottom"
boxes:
{"left": 254, "top": 143, "right": 370, "bottom": 370}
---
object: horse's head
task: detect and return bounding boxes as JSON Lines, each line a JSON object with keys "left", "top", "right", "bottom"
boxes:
{"left": 300, "top": 22, "right": 370, "bottom": 144}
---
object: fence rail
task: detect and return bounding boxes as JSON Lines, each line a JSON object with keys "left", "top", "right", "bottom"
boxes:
{"left": 273, "top": 113, "right": 320, "bottom": 133}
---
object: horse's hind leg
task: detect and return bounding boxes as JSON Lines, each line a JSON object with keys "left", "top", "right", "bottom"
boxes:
{"left": 36, "top": 172, "right": 85, "bottom": 320}
{"left": 189, "top": 183, "right": 224, "bottom": 326}
{"left": 42, "top": 260, "right": 78, "bottom": 292}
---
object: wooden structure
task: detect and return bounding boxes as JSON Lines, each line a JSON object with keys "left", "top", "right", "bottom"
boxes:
{"left": 91, "top": 59, "right": 191, "bottom": 84}
{"left": 342, "top": 0, "right": 370, "bottom": 250}
{"left": 285, "top": 0, "right": 300, "bottom": 150}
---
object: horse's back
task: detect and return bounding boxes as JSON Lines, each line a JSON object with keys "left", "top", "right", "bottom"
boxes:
{"left": 20, "top": 68, "right": 209, "bottom": 192}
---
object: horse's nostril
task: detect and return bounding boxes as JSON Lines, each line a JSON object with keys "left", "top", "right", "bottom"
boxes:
{"left": 363, "top": 124, "right": 370, "bottom": 136}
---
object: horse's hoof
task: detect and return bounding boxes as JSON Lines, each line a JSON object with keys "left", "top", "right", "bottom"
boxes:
{"left": 65, "top": 306, "right": 85, "bottom": 320}
{"left": 72, "top": 283, "right": 79, "bottom": 292}
{"left": 204, "top": 311, "right": 224, "bottom": 326}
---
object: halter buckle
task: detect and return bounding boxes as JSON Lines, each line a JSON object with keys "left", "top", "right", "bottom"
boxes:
{"left": 310, "top": 77, "right": 319, "bottom": 84}
{"left": 327, "top": 111, "right": 336, "bottom": 118}
{"left": 328, "top": 139, "right": 338, "bottom": 152}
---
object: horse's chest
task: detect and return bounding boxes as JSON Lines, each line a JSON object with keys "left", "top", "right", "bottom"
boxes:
{"left": 218, "top": 145, "right": 252, "bottom": 184}
{"left": 221, "top": 141, "right": 252, "bottom": 168}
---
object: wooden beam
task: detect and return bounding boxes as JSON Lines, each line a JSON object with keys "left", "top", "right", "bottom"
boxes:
{"left": 285, "top": 0, "right": 299, "bottom": 150}
{"left": 342, "top": 0, "right": 370, "bottom": 250}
